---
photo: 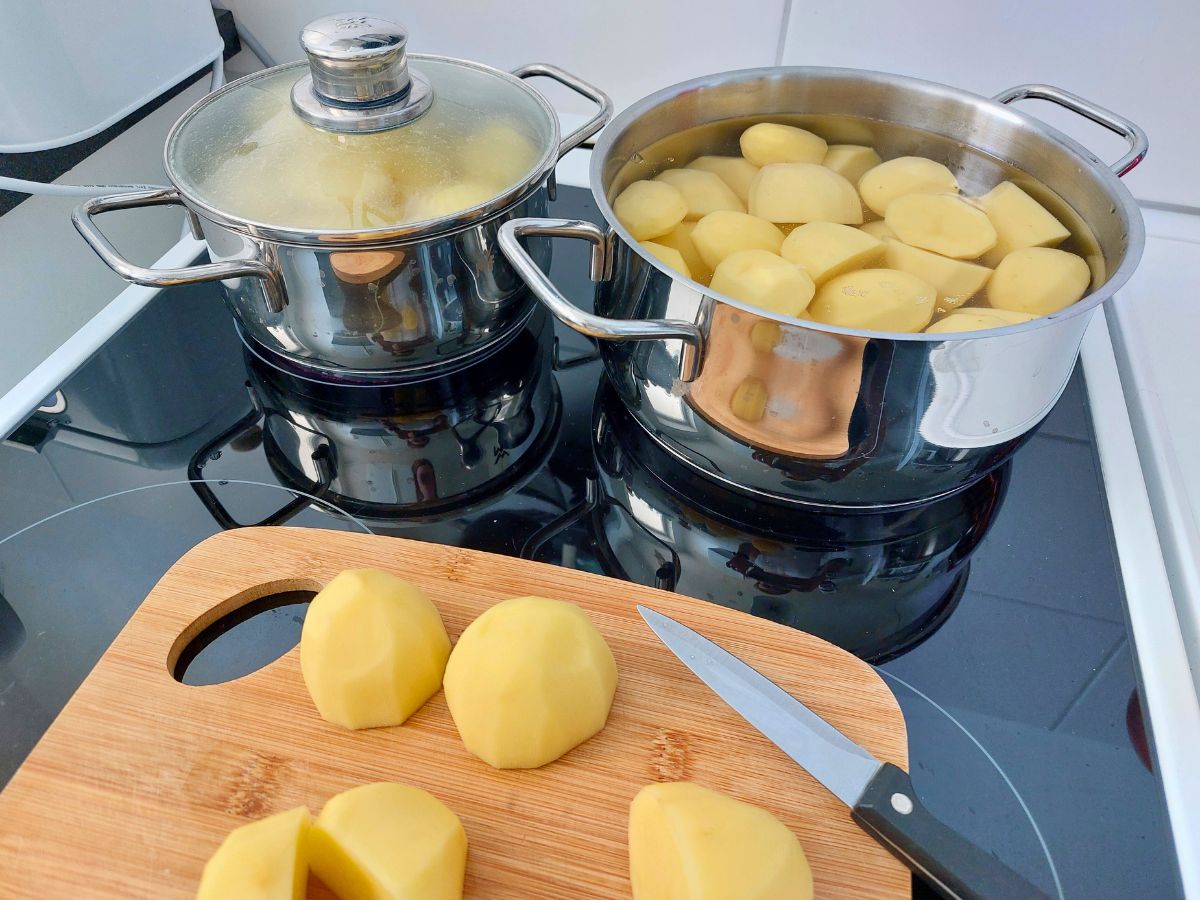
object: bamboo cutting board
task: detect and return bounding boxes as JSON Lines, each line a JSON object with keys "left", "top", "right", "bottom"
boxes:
{"left": 0, "top": 527, "right": 909, "bottom": 899}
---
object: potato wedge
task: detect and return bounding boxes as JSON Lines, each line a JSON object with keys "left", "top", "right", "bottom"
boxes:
{"left": 740, "top": 122, "right": 827, "bottom": 166}
{"left": 884, "top": 239, "right": 992, "bottom": 311}
{"left": 822, "top": 144, "right": 882, "bottom": 185}
{"left": 691, "top": 211, "right": 785, "bottom": 270}
{"left": 653, "top": 221, "right": 711, "bottom": 283}
{"left": 709, "top": 249, "right": 816, "bottom": 317}
{"left": 641, "top": 241, "right": 692, "bottom": 279}
{"left": 988, "top": 246, "right": 1091, "bottom": 315}
{"left": 749, "top": 164, "right": 863, "bottom": 225}
{"left": 197, "top": 807, "right": 311, "bottom": 900}
{"left": 780, "top": 222, "right": 884, "bottom": 285}
{"left": 655, "top": 168, "right": 745, "bottom": 219}
{"left": 885, "top": 193, "right": 997, "bottom": 259}
{"left": 613, "top": 180, "right": 688, "bottom": 240}
{"left": 809, "top": 268, "right": 936, "bottom": 332}
{"left": 859, "top": 220, "right": 897, "bottom": 240}
{"left": 858, "top": 156, "right": 959, "bottom": 217}
{"left": 978, "top": 181, "right": 1072, "bottom": 266}
{"left": 926, "top": 308, "right": 1038, "bottom": 333}
{"left": 687, "top": 155, "right": 759, "bottom": 203}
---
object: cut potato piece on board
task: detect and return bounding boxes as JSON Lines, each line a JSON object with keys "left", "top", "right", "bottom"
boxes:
{"left": 443, "top": 596, "right": 617, "bottom": 769}
{"left": 885, "top": 193, "right": 997, "bottom": 259}
{"left": 859, "top": 220, "right": 897, "bottom": 241}
{"left": 641, "top": 241, "right": 692, "bottom": 280}
{"left": 780, "top": 222, "right": 884, "bottom": 285}
{"left": 978, "top": 181, "right": 1072, "bottom": 266}
{"left": 858, "top": 156, "right": 959, "bottom": 217}
{"left": 710, "top": 249, "right": 816, "bottom": 317}
{"left": 749, "top": 164, "right": 863, "bottom": 225}
{"left": 988, "top": 246, "right": 1091, "bottom": 315}
{"left": 691, "top": 211, "right": 785, "bottom": 270}
{"left": 926, "top": 308, "right": 1038, "bottom": 333}
{"left": 613, "top": 180, "right": 688, "bottom": 240}
{"left": 809, "top": 269, "right": 936, "bottom": 332}
{"left": 629, "top": 782, "right": 813, "bottom": 900}
{"left": 655, "top": 168, "right": 745, "bottom": 219}
{"left": 197, "top": 807, "right": 310, "bottom": 900}
{"left": 739, "top": 122, "right": 828, "bottom": 166}
{"left": 822, "top": 144, "right": 882, "bottom": 185}
{"left": 884, "top": 239, "right": 992, "bottom": 311}
{"left": 309, "top": 783, "right": 467, "bottom": 900}
{"left": 687, "top": 155, "right": 760, "bottom": 202}
{"left": 654, "top": 222, "right": 712, "bottom": 283}
{"left": 300, "top": 569, "right": 450, "bottom": 730}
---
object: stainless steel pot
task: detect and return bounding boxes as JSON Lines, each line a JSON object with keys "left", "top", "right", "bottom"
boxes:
{"left": 74, "top": 15, "right": 611, "bottom": 377}
{"left": 499, "top": 69, "right": 1147, "bottom": 507}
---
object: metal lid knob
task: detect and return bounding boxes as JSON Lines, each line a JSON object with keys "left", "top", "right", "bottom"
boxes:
{"left": 291, "top": 13, "right": 433, "bottom": 134}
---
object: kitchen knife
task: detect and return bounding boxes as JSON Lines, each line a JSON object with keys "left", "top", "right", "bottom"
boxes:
{"left": 638, "top": 606, "right": 1050, "bottom": 900}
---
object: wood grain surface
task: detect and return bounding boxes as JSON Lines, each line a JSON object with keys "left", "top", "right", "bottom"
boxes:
{"left": 0, "top": 527, "right": 909, "bottom": 898}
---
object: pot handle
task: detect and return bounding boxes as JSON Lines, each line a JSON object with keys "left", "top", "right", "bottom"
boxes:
{"left": 498, "top": 217, "right": 703, "bottom": 382}
{"left": 512, "top": 64, "right": 614, "bottom": 158}
{"left": 72, "top": 187, "right": 286, "bottom": 313}
{"left": 992, "top": 84, "right": 1148, "bottom": 176}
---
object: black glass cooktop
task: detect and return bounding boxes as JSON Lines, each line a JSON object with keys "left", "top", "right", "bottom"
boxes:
{"left": 0, "top": 188, "right": 1179, "bottom": 897}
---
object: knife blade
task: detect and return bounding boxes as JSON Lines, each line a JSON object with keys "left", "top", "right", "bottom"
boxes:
{"left": 639, "top": 606, "right": 1051, "bottom": 900}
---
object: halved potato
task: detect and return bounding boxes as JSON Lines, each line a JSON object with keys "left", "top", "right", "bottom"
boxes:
{"left": 691, "top": 211, "right": 785, "bottom": 270}
{"left": 740, "top": 122, "right": 827, "bottom": 166}
{"left": 709, "top": 249, "right": 816, "bottom": 317}
{"left": 749, "top": 164, "right": 862, "bottom": 225}
{"left": 859, "top": 220, "right": 897, "bottom": 241}
{"left": 926, "top": 308, "right": 1038, "bottom": 333}
{"left": 858, "top": 156, "right": 959, "bottom": 217}
{"left": 654, "top": 222, "right": 711, "bottom": 283}
{"left": 884, "top": 239, "right": 992, "bottom": 310}
{"left": 687, "top": 156, "right": 759, "bottom": 203}
{"left": 885, "top": 193, "right": 998, "bottom": 259}
{"left": 197, "top": 807, "right": 311, "bottom": 900}
{"left": 987, "top": 246, "right": 1091, "bottom": 315}
{"left": 977, "top": 181, "right": 1072, "bottom": 266}
{"left": 655, "top": 168, "right": 745, "bottom": 219}
{"left": 808, "top": 269, "right": 936, "bottom": 332}
{"left": 641, "top": 241, "right": 692, "bottom": 279}
{"left": 613, "top": 180, "right": 688, "bottom": 240}
{"left": 780, "top": 222, "right": 884, "bottom": 285}
{"left": 822, "top": 144, "right": 882, "bottom": 185}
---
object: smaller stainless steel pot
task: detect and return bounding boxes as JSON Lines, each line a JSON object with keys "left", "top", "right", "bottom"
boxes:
{"left": 74, "top": 15, "right": 611, "bottom": 377}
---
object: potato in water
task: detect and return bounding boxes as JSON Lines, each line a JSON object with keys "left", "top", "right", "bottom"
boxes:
{"left": 641, "top": 241, "right": 692, "bottom": 279}
{"left": 978, "top": 181, "right": 1071, "bottom": 266}
{"left": 808, "top": 269, "right": 936, "bottom": 332}
{"left": 988, "top": 247, "right": 1091, "bottom": 315}
{"left": 927, "top": 308, "right": 1037, "bottom": 333}
{"left": 709, "top": 249, "right": 816, "bottom": 317}
{"left": 884, "top": 193, "right": 997, "bottom": 259}
{"left": 656, "top": 168, "right": 745, "bottom": 218}
{"left": 780, "top": 222, "right": 885, "bottom": 285}
{"left": 858, "top": 156, "right": 959, "bottom": 217}
{"left": 691, "top": 211, "right": 785, "bottom": 270}
{"left": 822, "top": 144, "right": 882, "bottom": 184}
{"left": 687, "top": 155, "right": 759, "bottom": 202}
{"left": 749, "top": 164, "right": 862, "bottom": 225}
{"left": 884, "top": 239, "right": 992, "bottom": 311}
{"left": 654, "top": 221, "right": 712, "bottom": 282}
{"left": 740, "top": 122, "right": 827, "bottom": 166}
{"left": 614, "top": 180, "right": 688, "bottom": 240}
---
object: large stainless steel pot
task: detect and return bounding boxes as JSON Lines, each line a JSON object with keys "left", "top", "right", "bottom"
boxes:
{"left": 74, "top": 15, "right": 611, "bottom": 378}
{"left": 499, "top": 69, "right": 1147, "bottom": 507}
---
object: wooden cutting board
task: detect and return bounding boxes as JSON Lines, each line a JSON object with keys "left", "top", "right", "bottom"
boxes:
{"left": 0, "top": 527, "right": 909, "bottom": 899}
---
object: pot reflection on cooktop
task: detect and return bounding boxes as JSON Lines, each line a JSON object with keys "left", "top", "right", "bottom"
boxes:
{"left": 565, "top": 386, "right": 1009, "bottom": 663}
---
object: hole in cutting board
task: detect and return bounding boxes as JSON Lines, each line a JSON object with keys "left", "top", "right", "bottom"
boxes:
{"left": 171, "top": 579, "right": 322, "bottom": 685}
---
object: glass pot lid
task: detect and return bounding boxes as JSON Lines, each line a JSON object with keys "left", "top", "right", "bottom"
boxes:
{"left": 165, "top": 14, "right": 558, "bottom": 238}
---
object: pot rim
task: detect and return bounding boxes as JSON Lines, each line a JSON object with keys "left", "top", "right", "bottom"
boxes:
{"left": 589, "top": 65, "right": 1146, "bottom": 343}
{"left": 162, "top": 55, "right": 563, "bottom": 246}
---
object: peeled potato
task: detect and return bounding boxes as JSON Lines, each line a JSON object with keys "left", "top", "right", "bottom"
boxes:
{"left": 709, "top": 249, "right": 816, "bottom": 317}
{"left": 309, "top": 783, "right": 467, "bottom": 900}
{"left": 443, "top": 596, "right": 617, "bottom": 769}
{"left": 456, "top": 122, "right": 541, "bottom": 190}
{"left": 822, "top": 144, "right": 882, "bottom": 184}
{"left": 926, "top": 308, "right": 1038, "bottom": 333}
{"left": 988, "top": 246, "right": 1091, "bottom": 315}
{"left": 809, "top": 269, "right": 936, "bottom": 332}
{"left": 653, "top": 222, "right": 712, "bottom": 283}
{"left": 405, "top": 181, "right": 500, "bottom": 222}
{"left": 629, "top": 782, "right": 813, "bottom": 900}
{"left": 859, "top": 220, "right": 897, "bottom": 241}
{"left": 885, "top": 193, "right": 997, "bottom": 259}
{"left": 691, "top": 211, "right": 785, "bottom": 270}
{"left": 858, "top": 156, "right": 960, "bottom": 217}
{"left": 687, "top": 155, "right": 760, "bottom": 202}
{"left": 613, "top": 180, "right": 688, "bottom": 240}
{"left": 749, "top": 164, "right": 863, "bottom": 225}
{"left": 655, "top": 168, "right": 745, "bottom": 220}
{"left": 197, "top": 807, "right": 311, "bottom": 900}
{"left": 740, "top": 122, "right": 828, "bottom": 166}
{"left": 300, "top": 569, "right": 450, "bottom": 730}
{"left": 884, "top": 239, "right": 992, "bottom": 310}
{"left": 978, "top": 181, "right": 1072, "bottom": 266}
{"left": 641, "top": 241, "right": 692, "bottom": 279}
{"left": 780, "top": 222, "right": 884, "bottom": 285}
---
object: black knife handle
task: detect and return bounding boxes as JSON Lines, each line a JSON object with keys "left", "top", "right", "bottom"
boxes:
{"left": 851, "top": 764, "right": 1051, "bottom": 900}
